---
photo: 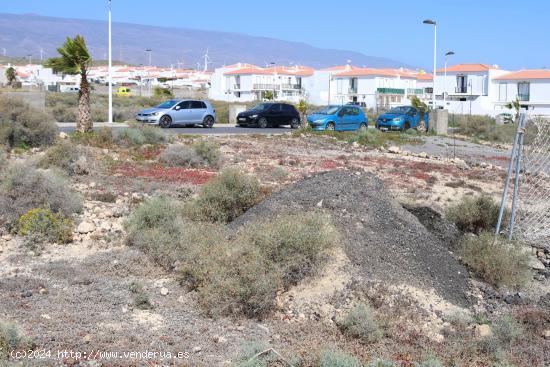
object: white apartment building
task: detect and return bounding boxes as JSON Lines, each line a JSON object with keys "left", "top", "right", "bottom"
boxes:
{"left": 208, "top": 63, "right": 314, "bottom": 102}
{"left": 493, "top": 69, "right": 550, "bottom": 116}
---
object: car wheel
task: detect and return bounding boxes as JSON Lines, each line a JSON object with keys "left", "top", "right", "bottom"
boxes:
{"left": 403, "top": 122, "right": 410, "bottom": 131}
{"left": 326, "top": 122, "right": 335, "bottom": 131}
{"left": 202, "top": 115, "right": 214, "bottom": 128}
{"left": 358, "top": 123, "right": 367, "bottom": 132}
{"left": 258, "top": 117, "right": 268, "bottom": 128}
{"left": 159, "top": 115, "right": 172, "bottom": 128}
{"left": 290, "top": 117, "right": 300, "bottom": 129}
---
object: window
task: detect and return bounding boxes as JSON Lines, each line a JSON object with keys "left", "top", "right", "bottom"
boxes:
{"left": 270, "top": 104, "right": 282, "bottom": 112}
{"left": 190, "top": 101, "right": 206, "bottom": 109}
{"left": 518, "top": 82, "right": 530, "bottom": 101}
{"left": 456, "top": 75, "right": 468, "bottom": 93}
{"left": 176, "top": 101, "right": 192, "bottom": 109}
{"left": 282, "top": 104, "right": 295, "bottom": 113}
{"left": 498, "top": 83, "right": 507, "bottom": 101}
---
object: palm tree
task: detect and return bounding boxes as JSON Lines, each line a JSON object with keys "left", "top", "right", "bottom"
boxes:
{"left": 504, "top": 98, "right": 521, "bottom": 124}
{"left": 45, "top": 35, "right": 92, "bottom": 132}
{"left": 410, "top": 95, "right": 429, "bottom": 131}
{"left": 5, "top": 66, "right": 17, "bottom": 87}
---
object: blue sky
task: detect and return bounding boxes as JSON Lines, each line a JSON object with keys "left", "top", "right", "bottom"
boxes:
{"left": 5, "top": 0, "right": 549, "bottom": 70}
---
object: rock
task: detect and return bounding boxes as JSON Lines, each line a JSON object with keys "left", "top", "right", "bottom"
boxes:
{"left": 351, "top": 142, "right": 359, "bottom": 148}
{"left": 41, "top": 314, "right": 51, "bottom": 320}
{"left": 111, "top": 221, "right": 124, "bottom": 233}
{"left": 236, "top": 325, "right": 245, "bottom": 331}
{"left": 21, "top": 291, "right": 33, "bottom": 298}
{"left": 418, "top": 152, "right": 428, "bottom": 159}
{"left": 83, "top": 334, "right": 92, "bottom": 343}
{"left": 388, "top": 146, "right": 401, "bottom": 154}
{"left": 528, "top": 257, "right": 546, "bottom": 270}
{"left": 100, "top": 221, "right": 112, "bottom": 232}
{"left": 475, "top": 324, "right": 493, "bottom": 338}
{"left": 192, "top": 347, "right": 202, "bottom": 353}
{"left": 77, "top": 221, "right": 96, "bottom": 234}
{"left": 544, "top": 329, "right": 550, "bottom": 340}
{"left": 39, "top": 288, "right": 48, "bottom": 295}
{"left": 316, "top": 200, "right": 323, "bottom": 208}
{"left": 160, "top": 287, "right": 169, "bottom": 296}
{"left": 213, "top": 335, "right": 227, "bottom": 344}
{"left": 59, "top": 132, "right": 68, "bottom": 139}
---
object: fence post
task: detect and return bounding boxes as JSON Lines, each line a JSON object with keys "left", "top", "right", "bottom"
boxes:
{"left": 507, "top": 113, "right": 527, "bottom": 240}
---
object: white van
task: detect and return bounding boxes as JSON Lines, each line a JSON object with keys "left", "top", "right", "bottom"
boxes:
{"left": 60, "top": 86, "right": 80, "bottom": 93}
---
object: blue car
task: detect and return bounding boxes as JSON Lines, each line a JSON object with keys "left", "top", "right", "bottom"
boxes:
{"left": 307, "top": 105, "right": 368, "bottom": 131}
{"left": 376, "top": 106, "right": 428, "bottom": 131}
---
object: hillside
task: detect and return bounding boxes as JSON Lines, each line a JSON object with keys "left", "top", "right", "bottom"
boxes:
{"left": 0, "top": 12, "right": 411, "bottom": 69}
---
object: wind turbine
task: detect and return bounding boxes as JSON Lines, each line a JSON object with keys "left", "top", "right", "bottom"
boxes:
{"left": 203, "top": 48, "right": 211, "bottom": 72}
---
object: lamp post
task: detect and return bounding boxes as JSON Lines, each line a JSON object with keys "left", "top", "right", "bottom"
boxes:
{"left": 145, "top": 49, "right": 152, "bottom": 66}
{"left": 443, "top": 51, "right": 454, "bottom": 107}
{"left": 108, "top": 0, "right": 113, "bottom": 124}
{"left": 423, "top": 19, "right": 437, "bottom": 109}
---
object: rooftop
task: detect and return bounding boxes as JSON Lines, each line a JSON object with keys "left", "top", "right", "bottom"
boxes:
{"left": 494, "top": 69, "right": 550, "bottom": 80}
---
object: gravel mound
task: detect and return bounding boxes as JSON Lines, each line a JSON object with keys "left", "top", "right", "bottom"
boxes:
{"left": 232, "top": 170, "right": 470, "bottom": 307}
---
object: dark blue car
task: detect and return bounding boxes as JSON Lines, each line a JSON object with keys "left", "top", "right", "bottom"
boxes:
{"left": 376, "top": 106, "right": 428, "bottom": 131}
{"left": 307, "top": 105, "right": 368, "bottom": 131}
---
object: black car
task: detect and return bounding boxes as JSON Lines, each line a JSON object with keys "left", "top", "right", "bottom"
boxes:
{"left": 236, "top": 102, "right": 301, "bottom": 128}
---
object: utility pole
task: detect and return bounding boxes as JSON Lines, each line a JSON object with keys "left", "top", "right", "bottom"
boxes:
{"left": 423, "top": 19, "right": 437, "bottom": 109}
{"left": 108, "top": 0, "right": 113, "bottom": 124}
{"left": 146, "top": 49, "right": 152, "bottom": 66}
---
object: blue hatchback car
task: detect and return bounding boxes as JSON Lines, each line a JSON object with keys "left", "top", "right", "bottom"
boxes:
{"left": 307, "top": 105, "right": 368, "bottom": 131}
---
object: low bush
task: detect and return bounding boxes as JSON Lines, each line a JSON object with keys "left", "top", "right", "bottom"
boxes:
{"left": 461, "top": 232, "right": 531, "bottom": 289}
{"left": 0, "top": 164, "right": 82, "bottom": 228}
{"left": 369, "top": 360, "right": 396, "bottom": 367}
{"left": 446, "top": 195, "right": 505, "bottom": 234}
{"left": 319, "top": 349, "right": 362, "bottom": 367}
{"left": 339, "top": 303, "right": 381, "bottom": 343}
{"left": 70, "top": 127, "right": 116, "bottom": 148}
{"left": 125, "top": 197, "right": 338, "bottom": 318}
{"left": 115, "top": 125, "right": 166, "bottom": 146}
{"left": 0, "top": 95, "right": 56, "bottom": 148}
{"left": 159, "top": 141, "right": 220, "bottom": 168}
{"left": 38, "top": 141, "right": 91, "bottom": 175}
{"left": 0, "top": 320, "right": 32, "bottom": 360}
{"left": 17, "top": 208, "right": 73, "bottom": 244}
{"left": 128, "top": 281, "right": 153, "bottom": 310}
{"left": 413, "top": 357, "right": 444, "bottom": 367}
{"left": 153, "top": 86, "right": 174, "bottom": 99}
{"left": 184, "top": 168, "right": 262, "bottom": 222}
{"left": 492, "top": 314, "right": 523, "bottom": 346}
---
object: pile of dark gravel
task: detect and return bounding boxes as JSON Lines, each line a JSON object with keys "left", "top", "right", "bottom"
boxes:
{"left": 232, "top": 170, "right": 470, "bottom": 307}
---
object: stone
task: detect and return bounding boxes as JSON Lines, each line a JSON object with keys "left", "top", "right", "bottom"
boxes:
{"left": 316, "top": 200, "right": 323, "bottom": 208}
{"left": 111, "top": 221, "right": 124, "bottom": 233}
{"left": 213, "top": 335, "right": 227, "bottom": 344}
{"left": 388, "top": 146, "right": 401, "bottom": 154}
{"left": 544, "top": 329, "right": 550, "bottom": 340}
{"left": 528, "top": 257, "right": 546, "bottom": 270}
{"left": 192, "top": 347, "right": 202, "bottom": 353}
{"left": 475, "top": 324, "right": 492, "bottom": 338}
{"left": 160, "top": 287, "right": 169, "bottom": 296}
{"left": 77, "top": 221, "right": 96, "bottom": 234}
{"left": 418, "top": 152, "right": 428, "bottom": 159}
{"left": 100, "top": 221, "right": 112, "bottom": 232}
{"left": 59, "top": 132, "right": 68, "bottom": 139}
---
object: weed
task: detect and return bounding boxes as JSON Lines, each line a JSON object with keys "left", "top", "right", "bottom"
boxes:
{"left": 17, "top": 208, "right": 73, "bottom": 244}
{"left": 446, "top": 195, "right": 505, "bottom": 234}
{"left": 128, "top": 281, "right": 153, "bottom": 310}
{"left": 159, "top": 141, "right": 220, "bottom": 168}
{"left": 319, "top": 349, "right": 362, "bottom": 367}
{"left": 413, "top": 357, "right": 444, "bottom": 367}
{"left": 0, "top": 321, "right": 32, "bottom": 360}
{"left": 38, "top": 141, "right": 92, "bottom": 175}
{"left": 339, "top": 303, "right": 382, "bottom": 343}
{"left": 461, "top": 232, "right": 531, "bottom": 289}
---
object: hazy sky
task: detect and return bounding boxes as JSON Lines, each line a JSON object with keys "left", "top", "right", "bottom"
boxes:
{"left": 4, "top": 0, "right": 549, "bottom": 69}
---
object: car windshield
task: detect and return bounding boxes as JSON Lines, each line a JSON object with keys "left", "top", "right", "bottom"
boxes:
{"left": 156, "top": 100, "right": 178, "bottom": 109}
{"left": 314, "top": 106, "right": 340, "bottom": 115}
{"left": 250, "top": 103, "right": 271, "bottom": 111}
{"left": 388, "top": 106, "right": 410, "bottom": 114}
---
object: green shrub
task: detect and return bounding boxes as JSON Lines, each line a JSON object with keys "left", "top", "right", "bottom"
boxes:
{"left": 446, "top": 195, "right": 505, "bottom": 234}
{"left": 369, "top": 359, "right": 396, "bottom": 367}
{"left": 159, "top": 141, "right": 220, "bottom": 168}
{"left": 461, "top": 232, "right": 531, "bottom": 289}
{"left": 0, "top": 95, "right": 56, "bottom": 148}
{"left": 339, "top": 303, "right": 381, "bottom": 343}
{"left": 185, "top": 168, "right": 262, "bottom": 222}
{"left": 240, "top": 213, "right": 338, "bottom": 287}
{"left": 38, "top": 141, "right": 91, "bottom": 175}
{"left": 0, "top": 164, "right": 82, "bottom": 227}
{"left": 153, "top": 86, "right": 174, "bottom": 99}
{"left": 0, "top": 321, "right": 32, "bottom": 360}
{"left": 70, "top": 127, "right": 115, "bottom": 148}
{"left": 0, "top": 150, "right": 7, "bottom": 171}
{"left": 128, "top": 281, "right": 153, "bottom": 310}
{"left": 319, "top": 349, "right": 362, "bottom": 367}
{"left": 233, "top": 341, "right": 276, "bottom": 367}
{"left": 414, "top": 357, "right": 444, "bottom": 367}
{"left": 116, "top": 125, "right": 166, "bottom": 146}
{"left": 492, "top": 314, "right": 523, "bottom": 346}
{"left": 17, "top": 208, "right": 73, "bottom": 243}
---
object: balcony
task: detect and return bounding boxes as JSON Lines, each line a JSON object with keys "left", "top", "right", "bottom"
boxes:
{"left": 253, "top": 84, "right": 280, "bottom": 90}
{"left": 407, "top": 88, "right": 424, "bottom": 95}
{"left": 377, "top": 87, "right": 405, "bottom": 95}
{"left": 348, "top": 87, "right": 358, "bottom": 94}
{"left": 455, "top": 86, "right": 468, "bottom": 94}
{"left": 233, "top": 84, "right": 241, "bottom": 90}
{"left": 281, "top": 84, "right": 301, "bottom": 90}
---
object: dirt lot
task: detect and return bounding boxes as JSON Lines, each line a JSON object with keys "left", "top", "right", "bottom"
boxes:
{"left": 1, "top": 131, "right": 549, "bottom": 366}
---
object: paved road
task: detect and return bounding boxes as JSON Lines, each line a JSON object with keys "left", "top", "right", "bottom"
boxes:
{"left": 57, "top": 123, "right": 294, "bottom": 135}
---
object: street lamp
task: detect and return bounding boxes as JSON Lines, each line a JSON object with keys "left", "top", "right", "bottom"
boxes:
{"left": 108, "top": 0, "right": 113, "bottom": 124}
{"left": 443, "top": 51, "right": 455, "bottom": 107}
{"left": 423, "top": 19, "right": 437, "bottom": 109}
{"left": 145, "top": 49, "right": 152, "bottom": 66}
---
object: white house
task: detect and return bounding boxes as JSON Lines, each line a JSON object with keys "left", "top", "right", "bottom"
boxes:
{"left": 208, "top": 63, "right": 313, "bottom": 103}
{"left": 434, "top": 63, "right": 512, "bottom": 115}
{"left": 493, "top": 69, "right": 550, "bottom": 116}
